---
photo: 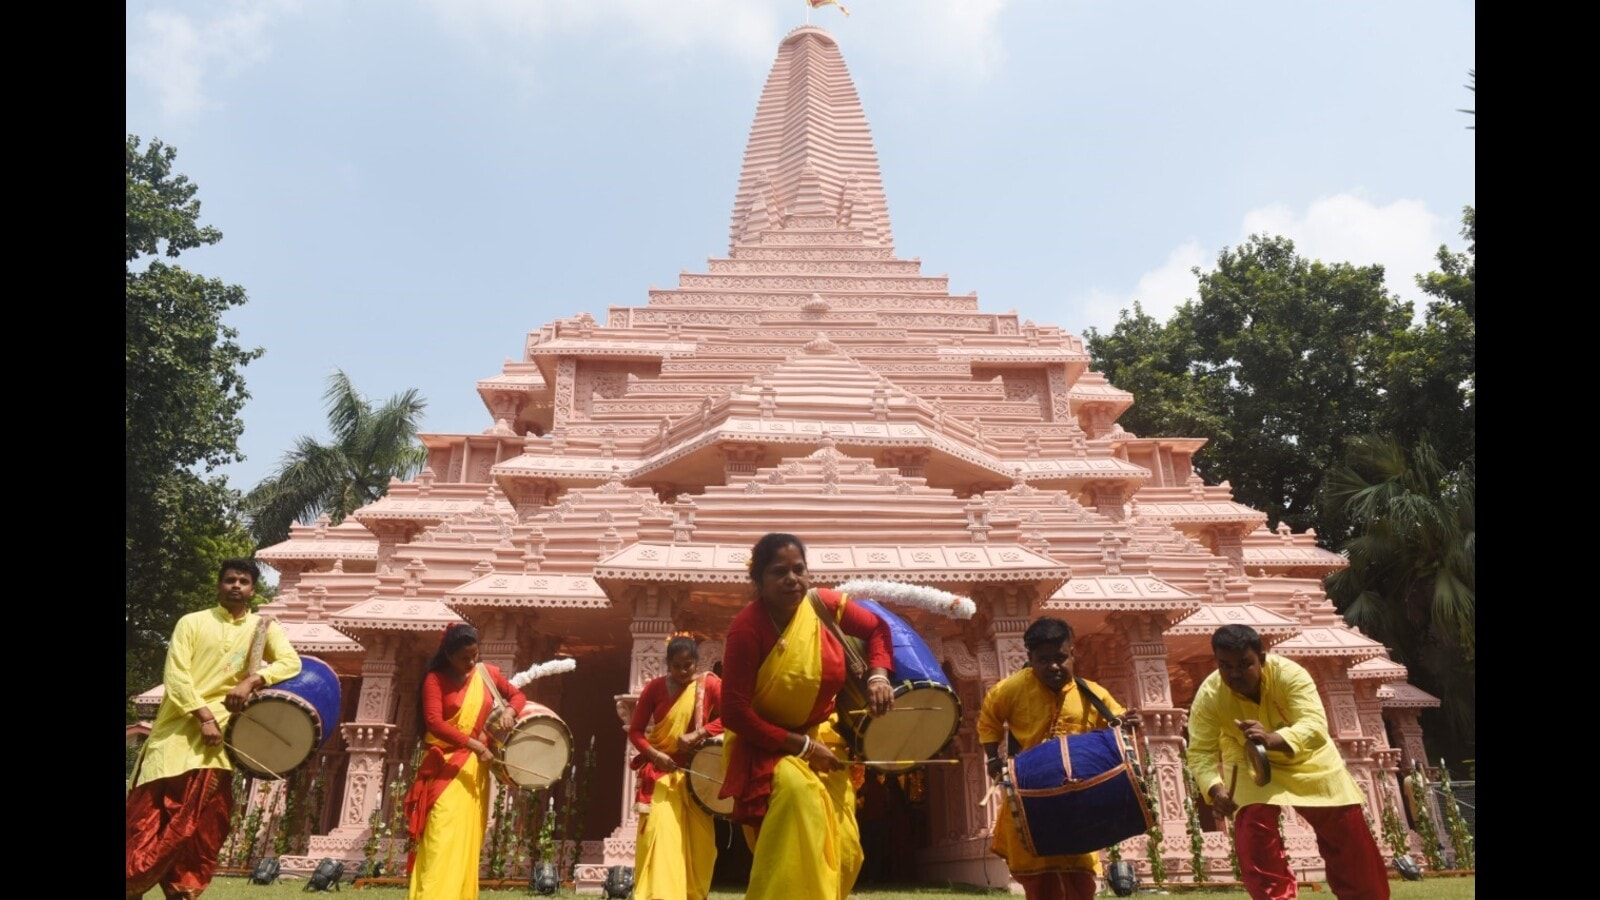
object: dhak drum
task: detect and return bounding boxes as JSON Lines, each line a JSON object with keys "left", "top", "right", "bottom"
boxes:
{"left": 491, "top": 701, "right": 574, "bottom": 790}
{"left": 685, "top": 738, "right": 734, "bottom": 818}
{"left": 1003, "top": 727, "right": 1153, "bottom": 857}
{"left": 226, "top": 655, "right": 342, "bottom": 780}
{"left": 836, "top": 599, "right": 962, "bottom": 772}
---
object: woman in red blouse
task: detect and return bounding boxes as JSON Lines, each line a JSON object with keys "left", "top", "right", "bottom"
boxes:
{"left": 718, "top": 533, "right": 895, "bottom": 900}
{"left": 628, "top": 635, "right": 724, "bottom": 900}
{"left": 403, "top": 623, "right": 526, "bottom": 899}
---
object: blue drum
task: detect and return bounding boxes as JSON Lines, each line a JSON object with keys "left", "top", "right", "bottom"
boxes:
{"left": 837, "top": 598, "right": 962, "bottom": 771}
{"left": 1004, "top": 727, "right": 1153, "bottom": 856}
{"left": 226, "top": 655, "right": 343, "bottom": 779}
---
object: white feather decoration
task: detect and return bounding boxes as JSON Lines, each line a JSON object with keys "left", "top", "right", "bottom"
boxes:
{"left": 509, "top": 657, "right": 577, "bottom": 689}
{"left": 834, "top": 580, "right": 976, "bottom": 620}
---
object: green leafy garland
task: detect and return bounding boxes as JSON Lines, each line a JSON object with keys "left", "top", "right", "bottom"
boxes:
{"left": 563, "top": 736, "right": 599, "bottom": 882}
{"left": 1177, "top": 743, "right": 1208, "bottom": 883}
{"left": 1406, "top": 766, "right": 1446, "bottom": 870}
{"left": 221, "top": 773, "right": 252, "bottom": 867}
{"left": 1380, "top": 793, "right": 1411, "bottom": 861}
{"left": 1435, "top": 760, "right": 1474, "bottom": 869}
{"left": 1139, "top": 735, "right": 1166, "bottom": 885}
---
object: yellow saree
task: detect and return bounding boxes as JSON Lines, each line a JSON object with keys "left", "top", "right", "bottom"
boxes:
{"left": 409, "top": 668, "right": 490, "bottom": 900}
{"left": 634, "top": 679, "right": 716, "bottom": 900}
{"left": 727, "top": 596, "right": 862, "bottom": 900}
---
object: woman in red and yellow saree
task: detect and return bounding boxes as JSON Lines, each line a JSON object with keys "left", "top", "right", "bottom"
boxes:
{"left": 719, "top": 533, "right": 895, "bottom": 900}
{"left": 628, "top": 635, "right": 725, "bottom": 900}
{"left": 403, "top": 623, "right": 526, "bottom": 900}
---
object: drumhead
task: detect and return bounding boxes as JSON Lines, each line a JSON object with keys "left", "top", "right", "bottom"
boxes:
{"left": 498, "top": 715, "right": 573, "bottom": 789}
{"left": 228, "top": 694, "right": 318, "bottom": 779}
{"left": 686, "top": 741, "right": 733, "bottom": 818}
{"left": 855, "top": 681, "right": 962, "bottom": 772}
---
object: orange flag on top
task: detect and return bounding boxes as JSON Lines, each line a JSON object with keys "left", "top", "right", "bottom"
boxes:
{"left": 808, "top": 0, "right": 850, "bottom": 15}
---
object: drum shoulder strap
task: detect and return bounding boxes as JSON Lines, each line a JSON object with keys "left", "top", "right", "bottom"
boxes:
{"left": 245, "top": 614, "right": 272, "bottom": 678}
{"left": 1074, "top": 677, "right": 1119, "bottom": 728}
{"left": 477, "top": 664, "right": 507, "bottom": 710}
{"left": 808, "top": 589, "right": 868, "bottom": 683}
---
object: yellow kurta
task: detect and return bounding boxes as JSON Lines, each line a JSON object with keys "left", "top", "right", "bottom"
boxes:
{"left": 134, "top": 606, "right": 302, "bottom": 787}
{"left": 1187, "top": 654, "right": 1365, "bottom": 809}
{"left": 635, "top": 680, "right": 717, "bottom": 900}
{"left": 411, "top": 668, "right": 490, "bottom": 900}
{"left": 977, "top": 670, "right": 1125, "bottom": 876}
{"left": 730, "top": 596, "right": 862, "bottom": 900}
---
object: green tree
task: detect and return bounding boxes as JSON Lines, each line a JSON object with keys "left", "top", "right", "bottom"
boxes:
{"left": 126, "top": 135, "right": 262, "bottom": 701}
{"left": 1373, "top": 208, "right": 1475, "bottom": 467}
{"left": 1087, "top": 235, "right": 1413, "bottom": 542}
{"left": 245, "top": 370, "right": 427, "bottom": 546}
{"left": 1327, "top": 209, "right": 1476, "bottom": 769}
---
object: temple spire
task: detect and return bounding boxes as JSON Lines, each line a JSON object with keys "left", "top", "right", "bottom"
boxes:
{"left": 728, "top": 27, "right": 892, "bottom": 250}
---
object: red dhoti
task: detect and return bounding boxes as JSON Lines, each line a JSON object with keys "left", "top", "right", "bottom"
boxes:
{"left": 125, "top": 768, "right": 234, "bottom": 899}
{"left": 1234, "top": 803, "right": 1390, "bottom": 900}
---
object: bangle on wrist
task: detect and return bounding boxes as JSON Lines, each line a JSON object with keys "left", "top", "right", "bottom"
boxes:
{"left": 798, "top": 735, "right": 812, "bottom": 757}
{"left": 867, "top": 674, "right": 890, "bottom": 685}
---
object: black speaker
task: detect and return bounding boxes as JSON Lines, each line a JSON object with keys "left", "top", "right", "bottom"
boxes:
{"left": 530, "top": 861, "right": 561, "bottom": 895}
{"left": 1107, "top": 859, "right": 1139, "bottom": 897}
{"left": 303, "top": 858, "right": 345, "bottom": 892}
{"left": 602, "top": 864, "right": 634, "bottom": 898}
{"left": 249, "top": 857, "right": 281, "bottom": 885}
{"left": 1395, "top": 854, "right": 1424, "bottom": 881}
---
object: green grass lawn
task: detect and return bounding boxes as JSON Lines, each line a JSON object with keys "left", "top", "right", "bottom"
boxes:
{"left": 150, "top": 874, "right": 1475, "bottom": 898}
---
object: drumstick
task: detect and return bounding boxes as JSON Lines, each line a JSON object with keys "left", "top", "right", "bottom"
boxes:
{"left": 497, "top": 759, "right": 559, "bottom": 783}
{"left": 1226, "top": 764, "right": 1239, "bottom": 819}
{"left": 845, "top": 707, "right": 947, "bottom": 717}
{"left": 238, "top": 717, "right": 296, "bottom": 749}
{"left": 224, "top": 739, "right": 286, "bottom": 781}
{"left": 683, "top": 768, "right": 724, "bottom": 785}
{"left": 859, "top": 759, "right": 962, "bottom": 768}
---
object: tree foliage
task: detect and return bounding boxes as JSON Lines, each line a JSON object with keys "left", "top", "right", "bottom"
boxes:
{"left": 245, "top": 370, "right": 427, "bottom": 547}
{"left": 1087, "top": 235, "right": 1413, "bottom": 540}
{"left": 1087, "top": 212, "right": 1476, "bottom": 767}
{"left": 126, "top": 135, "right": 262, "bottom": 698}
{"left": 1329, "top": 210, "right": 1476, "bottom": 766}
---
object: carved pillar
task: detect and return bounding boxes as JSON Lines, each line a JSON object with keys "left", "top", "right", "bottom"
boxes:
{"left": 309, "top": 635, "right": 399, "bottom": 860}
{"left": 1387, "top": 711, "right": 1429, "bottom": 782}
{"left": 553, "top": 358, "right": 576, "bottom": 429}
{"left": 720, "top": 442, "right": 765, "bottom": 480}
{"left": 478, "top": 610, "right": 518, "bottom": 671}
{"left": 1211, "top": 527, "right": 1246, "bottom": 575}
{"left": 606, "top": 585, "right": 681, "bottom": 857}
{"left": 1109, "top": 612, "right": 1187, "bottom": 853}
{"left": 939, "top": 638, "right": 996, "bottom": 844}
{"left": 1353, "top": 681, "right": 1392, "bottom": 752}
{"left": 1313, "top": 660, "right": 1383, "bottom": 830}
{"left": 1090, "top": 483, "right": 1129, "bottom": 522}
{"left": 1046, "top": 366, "right": 1071, "bottom": 423}
{"left": 880, "top": 448, "right": 929, "bottom": 479}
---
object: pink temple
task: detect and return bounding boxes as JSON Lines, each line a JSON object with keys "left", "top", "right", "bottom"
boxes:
{"left": 194, "top": 26, "right": 1438, "bottom": 888}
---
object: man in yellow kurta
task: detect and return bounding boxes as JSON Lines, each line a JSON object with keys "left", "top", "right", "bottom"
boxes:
{"left": 1187, "top": 624, "right": 1389, "bottom": 900}
{"left": 126, "top": 558, "right": 302, "bottom": 899}
{"left": 978, "top": 617, "right": 1140, "bottom": 900}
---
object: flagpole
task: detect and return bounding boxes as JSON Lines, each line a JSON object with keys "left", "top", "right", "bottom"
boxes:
{"left": 804, "top": 0, "right": 810, "bottom": 26}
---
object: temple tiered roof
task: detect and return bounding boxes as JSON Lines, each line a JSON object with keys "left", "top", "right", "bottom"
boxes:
{"left": 232, "top": 27, "right": 1433, "bottom": 886}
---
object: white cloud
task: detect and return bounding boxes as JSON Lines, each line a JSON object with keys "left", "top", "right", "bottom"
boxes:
{"left": 425, "top": 0, "right": 784, "bottom": 77}
{"left": 1071, "top": 192, "right": 1447, "bottom": 335}
{"left": 423, "top": 0, "right": 1012, "bottom": 82}
{"left": 851, "top": 0, "right": 1010, "bottom": 81}
{"left": 1071, "top": 239, "right": 1206, "bottom": 334}
{"left": 127, "top": 1, "right": 300, "bottom": 121}
{"left": 1239, "top": 192, "right": 1443, "bottom": 306}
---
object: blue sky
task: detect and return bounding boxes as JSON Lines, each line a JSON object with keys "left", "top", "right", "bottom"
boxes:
{"left": 126, "top": 1, "right": 1475, "bottom": 498}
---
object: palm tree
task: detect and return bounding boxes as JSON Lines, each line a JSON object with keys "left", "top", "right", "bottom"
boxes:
{"left": 246, "top": 370, "right": 427, "bottom": 546}
{"left": 1325, "top": 434, "right": 1474, "bottom": 762}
